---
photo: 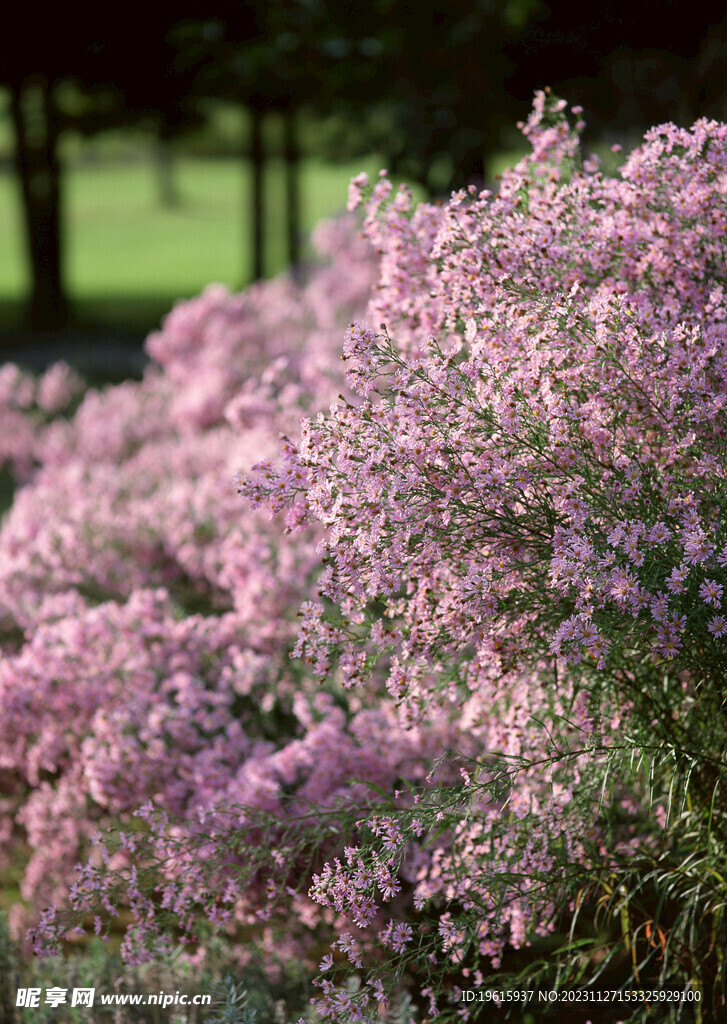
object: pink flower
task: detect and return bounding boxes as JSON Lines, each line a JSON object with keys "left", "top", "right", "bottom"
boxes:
{"left": 699, "top": 579, "right": 723, "bottom": 607}
{"left": 390, "top": 922, "right": 413, "bottom": 953}
{"left": 708, "top": 615, "right": 727, "bottom": 638}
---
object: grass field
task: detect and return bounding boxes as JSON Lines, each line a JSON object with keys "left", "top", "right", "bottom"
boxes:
{"left": 0, "top": 154, "right": 397, "bottom": 334}
{"left": 0, "top": 143, "right": 623, "bottom": 339}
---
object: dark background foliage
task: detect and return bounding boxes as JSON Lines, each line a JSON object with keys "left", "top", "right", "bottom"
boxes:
{"left": 0, "top": 2, "right": 724, "bottom": 351}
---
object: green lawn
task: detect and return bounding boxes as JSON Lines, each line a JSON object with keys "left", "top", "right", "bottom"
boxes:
{"left": 0, "top": 144, "right": 623, "bottom": 337}
{"left": 0, "top": 154, "right": 395, "bottom": 333}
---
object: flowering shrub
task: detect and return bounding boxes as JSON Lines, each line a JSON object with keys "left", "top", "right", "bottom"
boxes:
{"left": 241, "top": 94, "right": 727, "bottom": 1019}
{"left": 2, "top": 219, "right": 457, "bottom": 974}
{"left": 8, "top": 93, "right": 727, "bottom": 1023}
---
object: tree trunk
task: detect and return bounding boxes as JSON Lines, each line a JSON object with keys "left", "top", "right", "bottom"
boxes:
{"left": 283, "top": 107, "right": 301, "bottom": 281}
{"left": 249, "top": 103, "right": 264, "bottom": 282}
{"left": 10, "top": 76, "right": 69, "bottom": 332}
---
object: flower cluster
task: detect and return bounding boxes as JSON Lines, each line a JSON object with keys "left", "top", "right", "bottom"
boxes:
{"left": 244, "top": 93, "right": 727, "bottom": 1018}
{"left": 0, "top": 360, "right": 83, "bottom": 484}
{"left": 1, "top": 217, "right": 454, "bottom": 973}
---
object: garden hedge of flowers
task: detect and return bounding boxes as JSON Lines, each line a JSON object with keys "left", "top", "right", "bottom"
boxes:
{"left": 2, "top": 93, "right": 727, "bottom": 1022}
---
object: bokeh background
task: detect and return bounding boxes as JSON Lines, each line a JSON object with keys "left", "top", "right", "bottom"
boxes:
{"left": 1, "top": 1, "right": 725, "bottom": 379}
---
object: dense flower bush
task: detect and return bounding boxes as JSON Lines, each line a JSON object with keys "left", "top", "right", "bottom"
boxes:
{"left": 5, "top": 93, "right": 727, "bottom": 1022}
{"left": 1, "top": 219, "right": 460, "bottom": 973}
{"left": 242, "top": 95, "right": 727, "bottom": 1019}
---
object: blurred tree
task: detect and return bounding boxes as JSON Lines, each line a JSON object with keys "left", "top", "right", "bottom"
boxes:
{"left": 505, "top": 2, "right": 724, "bottom": 137}
{"left": 170, "top": 2, "right": 321, "bottom": 282}
{"left": 307, "top": 0, "right": 547, "bottom": 194}
{"left": 0, "top": 9, "right": 203, "bottom": 331}
{"left": 692, "top": 15, "right": 727, "bottom": 122}
{"left": 311, "top": 0, "right": 725, "bottom": 192}
{"left": 6, "top": 67, "right": 70, "bottom": 331}
{"left": 3, "top": 1, "right": 723, "bottom": 332}
{"left": 176, "top": 0, "right": 545, "bottom": 270}
{"left": 171, "top": 9, "right": 276, "bottom": 283}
